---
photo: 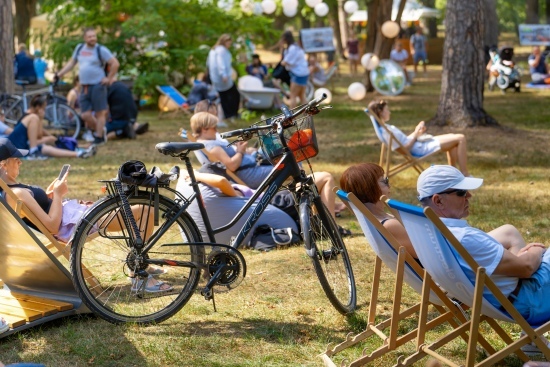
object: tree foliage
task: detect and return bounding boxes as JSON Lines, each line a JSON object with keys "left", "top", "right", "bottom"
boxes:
{"left": 40, "top": 0, "right": 277, "bottom": 96}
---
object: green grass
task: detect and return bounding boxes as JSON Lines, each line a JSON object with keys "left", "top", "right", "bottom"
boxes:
{"left": 2, "top": 64, "right": 550, "bottom": 366}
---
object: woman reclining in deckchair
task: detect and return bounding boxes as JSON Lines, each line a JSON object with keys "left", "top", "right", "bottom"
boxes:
{"left": 368, "top": 99, "right": 470, "bottom": 176}
{"left": 0, "top": 138, "right": 170, "bottom": 292}
{"left": 340, "top": 162, "right": 418, "bottom": 260}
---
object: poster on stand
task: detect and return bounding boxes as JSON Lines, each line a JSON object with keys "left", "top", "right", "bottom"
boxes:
{"left": 519, "top": 24, "right": 550, "bottom": 46}
{"left": 300, "top": 28, "right": 336, "bottom": 53}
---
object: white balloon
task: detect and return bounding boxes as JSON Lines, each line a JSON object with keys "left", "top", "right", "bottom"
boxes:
{"left": 305, "top": 0, "right": 321, "bottom": 8}
{"left": 343, "top": 0, "right": 358, "bottom": 14}
{"left": 282, "top": 0, "right": 298, "bottom": 9}
{"left": 261, "top": 0, "right": 276, "bottom": 14}
{"left": 314, "top": 2, "right": 329, "bottom": 16}
{"left": 314, "top": 88, "right": 332, "bottom": 104}
{"left": 253, "top": 2, "right": 263, "bottom": 15}
{"left": 240, "top": 0, "right": 253, "bottom": 12}
{"left": 218, "top": 0, "right": 234, "bottom": 10}
{"left": 381, "top": 20, "right": 400, "bottom": 39}
{"left": 361, "top": 53, "right": 380, "bottom": 70}
{"left": 283, "top": 6, "right": 297, "bottom": 16}
{"left": 348, "top": 82, "right": 366, "bottom": 101}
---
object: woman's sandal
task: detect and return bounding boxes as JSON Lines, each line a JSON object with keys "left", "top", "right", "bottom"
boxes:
{"left": 0, "top": 316, "right": 9, "bottom": 334}
{"left": 146, "top": 266, "right": 168, "bottom": 275}
{"left": 338, "top": 225, "right": 352, "bottom": 237}
{"left": 131, "top": 275, "right": 173, "bottom": 293}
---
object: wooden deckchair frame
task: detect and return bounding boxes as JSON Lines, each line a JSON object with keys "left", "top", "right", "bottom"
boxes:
{"left": 186, "top": 133, "right": 248, "bottom": 186}
{"left": 366, "top": 109, "right": 440, "bottom": 178}
{"left": 156, "top": 85, "right": 191, "bottom": 119}
{"left": 321, "top": 189, "right": 495, "bottom": 367}
{"left": 0, "top": 178, "right": 101, "bottom": 294}
{"left": 388, "top": 199, "right": 550, "bottom": 367}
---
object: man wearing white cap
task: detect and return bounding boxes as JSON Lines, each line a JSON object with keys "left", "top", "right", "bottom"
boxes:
{"left": 417, "top": 165, "right": 550, "bottom": 328}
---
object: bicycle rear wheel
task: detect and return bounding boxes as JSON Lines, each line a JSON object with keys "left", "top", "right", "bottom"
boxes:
{"left": 70, "top": 193, "right": 202, "bottom": 324}
{"left": 44, "top": 103, "right": 81, "bottom": 139}
{"left": 300, "top": 195, "right": 356, "bottom": 314}
{"left": 0, "top": 96, "right": 23, "bottom": 126}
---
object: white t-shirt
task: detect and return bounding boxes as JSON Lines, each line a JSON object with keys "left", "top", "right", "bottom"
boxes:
{"left": 390, "top": 49, "right": 409, "bottom": 63}
{"left": 283, "top": 44, "right": 309, "bottom": 77}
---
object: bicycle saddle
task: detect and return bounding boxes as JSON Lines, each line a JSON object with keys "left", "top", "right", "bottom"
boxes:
{"left": 156, "top": 142, "right": 204, "bottom": 156}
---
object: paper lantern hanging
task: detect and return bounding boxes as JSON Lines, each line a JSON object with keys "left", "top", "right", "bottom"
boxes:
{"left": 218, "top": 0, "right": 234, "bottom": 10}
{"left": 314, "top": 2, "right": 329, "bottom": 17}
{"left": 261, "top": 0, "right": 276, "bottom": 14}
{"left": 361, "top": 53, "right": 380, "bottom": 70}
{"left": 240, "top": 0, "right": 254, "bottom": 12}
{"left": 314, "top": 88, "right": 332, "bottom": 104}
{"left": 381, "top": 20, "right": 400, "bottom": 39}
{"left": 283, "top": 6, "right": 298, "bottom": 17}
{"left": 305, "top": 0, "right": 322, "bottom": 8}
{"left": 282, "top": 0, "right": 298, "bottom": 9}
{"left": 253, "top": 2, "right": 263, "bottom": 15}
{"left": 348, "top": 82, "right": 366, "bottom": 101}
{"left": 343, "top": 1, "right": 358, "bottom": 14}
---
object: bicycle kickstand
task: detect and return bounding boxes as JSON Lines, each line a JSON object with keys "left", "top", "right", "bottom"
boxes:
{"left": 201, "top": 285, "right": 217, "bottom": 312}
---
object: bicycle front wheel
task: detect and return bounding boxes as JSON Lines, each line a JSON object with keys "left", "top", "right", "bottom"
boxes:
{"left": 44, "top": 103, "right": 81, "bottom": 139}
{"left": 300, "top": 195, "right": 356, "bottom": 314}
{"left": 70, "top": 194, "right": 202, "bottom": 324}
{"left": 0, "top": 96, "right": 23, "bottom": 126}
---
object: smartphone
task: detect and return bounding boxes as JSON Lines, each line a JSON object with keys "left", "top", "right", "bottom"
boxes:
{"left": 58, "top": 164, "right": 71, "bottom": 180}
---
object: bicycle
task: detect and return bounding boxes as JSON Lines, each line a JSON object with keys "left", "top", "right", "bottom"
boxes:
{"left": 0, "top": 80, "right": 81, "bottom": 139}
{"left": 69, "top": 94, "right": 356, "bottom": 324}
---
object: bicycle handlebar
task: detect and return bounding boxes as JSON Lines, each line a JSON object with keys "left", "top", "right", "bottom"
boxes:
{"left": 219, "top": 94, "right": 327, "bottom": 140}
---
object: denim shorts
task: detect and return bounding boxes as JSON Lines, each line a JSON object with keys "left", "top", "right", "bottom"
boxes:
{"left": 79, "top": 84, "right": 108, "bottom": 113}
{"left": 413, "top": 50, "right": 427, "bottom": 64}
{"left": 512, "top": 249, "right": 550, "bottom": 325}
{"left": 290, "top": 72, "right": 309, "bottom": 86}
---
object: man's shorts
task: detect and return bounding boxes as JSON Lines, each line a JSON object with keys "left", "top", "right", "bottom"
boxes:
{"left": 79, "top": 84, "right": 108, "bottom": 113}
{"left": 413, "top": 51, "right": 427, "bottom": 64}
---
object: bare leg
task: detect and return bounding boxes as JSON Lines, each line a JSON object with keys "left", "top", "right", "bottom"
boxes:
{"left": 289, "top": 82, "right": 300, "bottom": 109}
{"left": 312, "top": 171, "right": 336, "bottom": 219}
{"left": 95, "top": 110, "right": 107, "bottom": 138}
{"left": 488, "top": 224, "right": 526, "bottom": 255}
{"left": 434, "top": 133, "right": 469, "bottom": 176}
{"left": 41, "top": 145, "right": 78, "bottom": 158}
{"left": 81, "top": 111, "right": 95, "bottom": 130}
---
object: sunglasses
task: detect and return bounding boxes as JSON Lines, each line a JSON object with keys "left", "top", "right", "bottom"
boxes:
{"left": 380, "top": 177, "right": 390, "bottom": 187}
{"left": 437, "top": 189, "right": 468, "bottom": 197}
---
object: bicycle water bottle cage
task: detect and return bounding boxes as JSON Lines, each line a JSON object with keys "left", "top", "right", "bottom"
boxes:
{"left": 118, "top": 160, "right": 158, "bottom": 188}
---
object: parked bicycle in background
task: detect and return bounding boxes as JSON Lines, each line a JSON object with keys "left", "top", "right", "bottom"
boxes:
{"left": 0, "top": 80, "right": 81, "bottom": 139}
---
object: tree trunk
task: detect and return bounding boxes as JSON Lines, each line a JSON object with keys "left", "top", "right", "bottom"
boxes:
{"left": 432, "top": 0, "right": 497, "bottom": 128}
{"left": 0, "top": 0, "right": 14, "bottom": 94}
{"left": 421, "top": 0, "right": 438, "bottom": 38}
{"left": 13, "top": 0, "right": 38, "bottom": 46}
{"left": 328, "top": 0, "right": 344, "bottom": 57}
{"left": 483, "top": 0, "right": 498, "bottom": 48}
{"left": 526, "top": 0, "right": 540, "bottom": 24}
{"left": 546, "top": 0, "right": 550, "bottom": 24}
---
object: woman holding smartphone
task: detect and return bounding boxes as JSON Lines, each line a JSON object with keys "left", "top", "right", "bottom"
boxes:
{"left": 0, "top": 138, "right": 170, "bottom": 291}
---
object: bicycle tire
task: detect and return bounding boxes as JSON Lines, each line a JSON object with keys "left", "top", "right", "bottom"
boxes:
{"left": 300, "top": 195, "right": 356, "bottom": 314}
{"left": 70, "top": 193, "right": 202, "bottom": 324}
{"left": 44, "top": 103, "right": 81, "bottom": 139}
{"left": 0, "top": 96, "right": 23, "bottom": 126}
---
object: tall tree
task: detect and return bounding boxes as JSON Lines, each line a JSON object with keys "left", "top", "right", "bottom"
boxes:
{"left": 483, "top": 0, "right": 499, "bottom": 48}
{"left": 526, "top": 0, "right": 540, "bottom": 23}
{"left": 432, "top": 0, "right": 497, "bottom": 127}
{"left": 0, "top": 0, "right": 14, "bottom": 94}
{"left": 13, "top": 0, "right": 38, "bottom": 45}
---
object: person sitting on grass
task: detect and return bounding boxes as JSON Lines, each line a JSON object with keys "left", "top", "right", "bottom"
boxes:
{"left": 339, "top": 162, "right": 418, "bottom": 259}
{"left": 0, "top": 138, "right": 169, "bottom": 292}
{"left": 368, "top": 99, "right": 470, "bottom": 176}
{"left": 7, "top": 96, "right": 96, "bottom": 160}
{"left": 0, "top": 109, "right": 13, "bottom": 138}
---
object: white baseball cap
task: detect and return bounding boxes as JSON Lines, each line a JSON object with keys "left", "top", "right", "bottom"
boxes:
{"left": 417, "top": 165, "right": 483, "bottom": 200}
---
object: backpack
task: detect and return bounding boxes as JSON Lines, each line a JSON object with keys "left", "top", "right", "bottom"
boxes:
{"left": 75, "top": 43, "right": 110, "bottom": 76}
{"left": 55, "top": 136, "right": 78, "bottom": 151}
{"left": 248, "top": 224, "right": 301, "bottom": 252}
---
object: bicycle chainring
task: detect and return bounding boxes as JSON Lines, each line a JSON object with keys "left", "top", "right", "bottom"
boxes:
{"left": 206, "top": 247, "right": 245, "bottom": 292}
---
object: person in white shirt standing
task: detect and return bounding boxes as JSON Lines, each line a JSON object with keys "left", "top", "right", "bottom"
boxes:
{"left": 280, "top": 30, "right": 309, "bottom": 109}
{"left": 390, "top": 40, "right": 411, "bottom": 86}
{"left": 56, "top": 27, "right": 119, "bottom": 146}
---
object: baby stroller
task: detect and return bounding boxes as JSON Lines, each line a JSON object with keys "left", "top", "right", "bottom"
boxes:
{"left": 488, "top": 46, "right": 521, "bottom": 93}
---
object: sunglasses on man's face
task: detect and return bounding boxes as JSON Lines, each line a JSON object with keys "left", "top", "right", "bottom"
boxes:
{"left": 437, "top": 189, "right": 468, "bottom": 197}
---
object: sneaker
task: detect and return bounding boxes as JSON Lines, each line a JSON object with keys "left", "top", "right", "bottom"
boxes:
{"left": 82, "top": 129, "right": 95, "bottom": 143}
{"left": 123, "top": 123, "right": 136, "bottom": 139}
{"left": 135, "top": 122, "right": 149, "bottom": 135}
{"left": 92, "top": 133, "right": 107, "bottom": 146}
{"left": 77, "top": 145, "right": 97, "bottom": 159}
{"left": 25, "top": 151, "right": 48, "bottom": 160}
